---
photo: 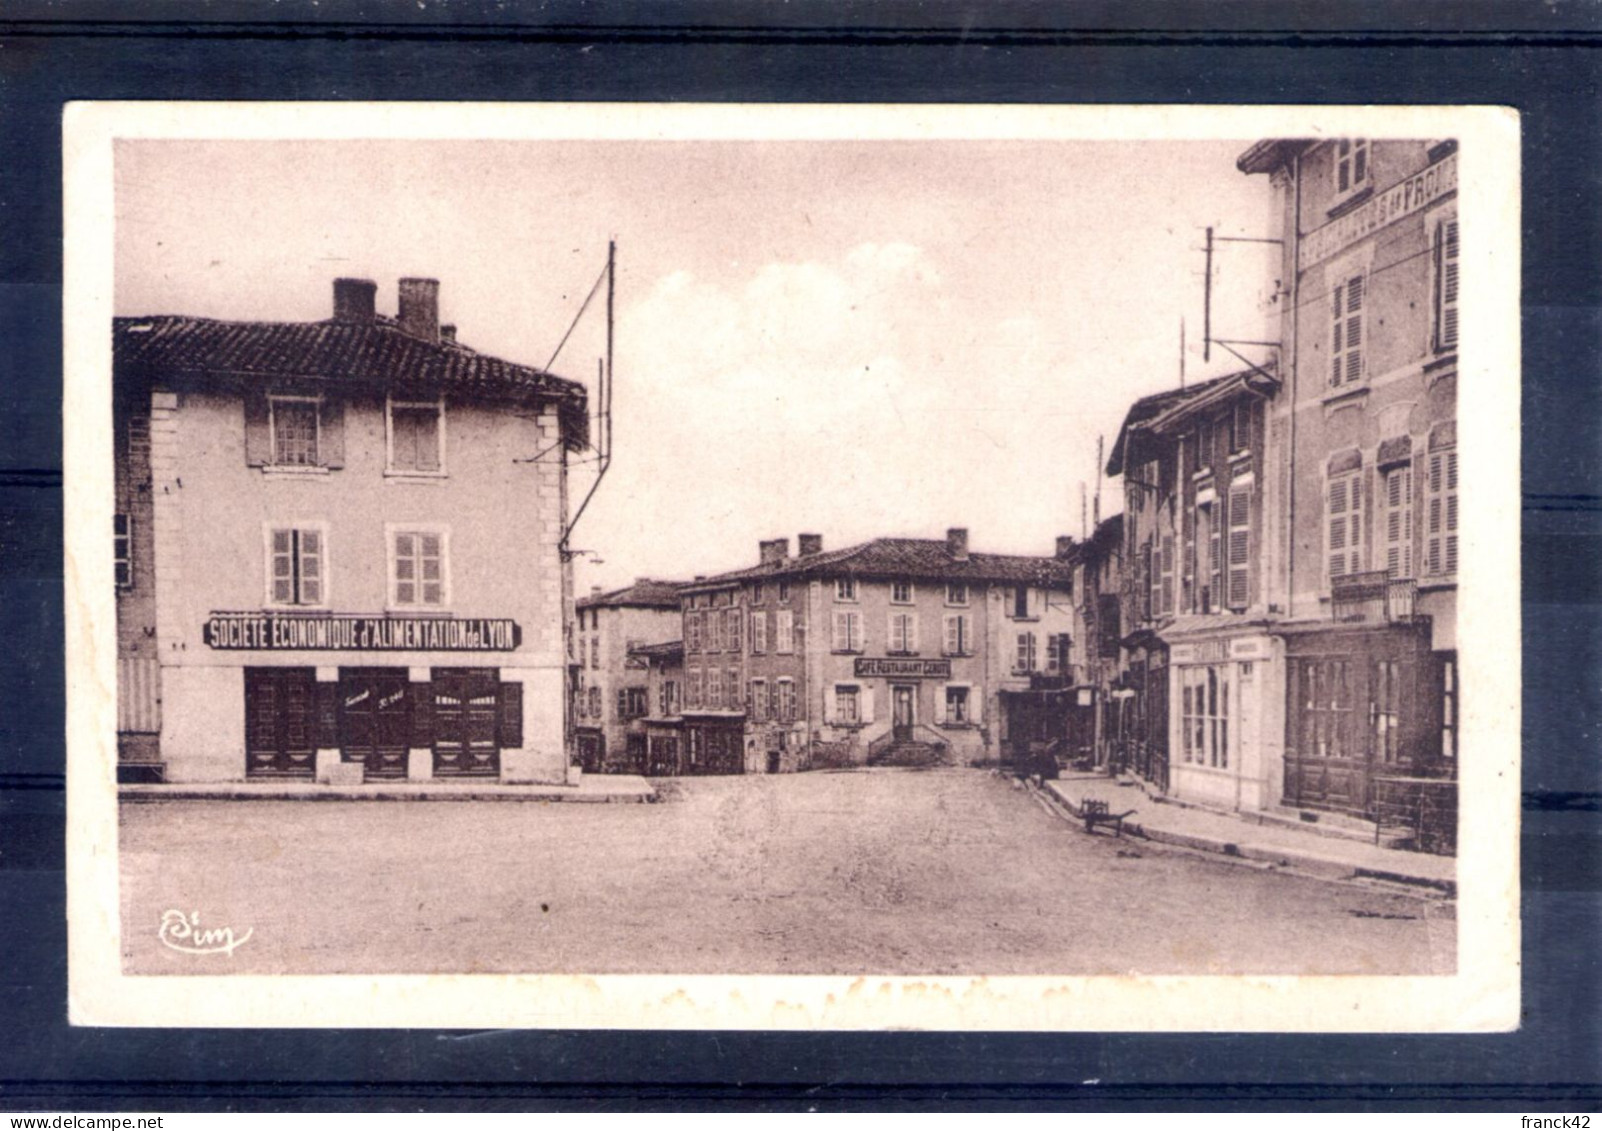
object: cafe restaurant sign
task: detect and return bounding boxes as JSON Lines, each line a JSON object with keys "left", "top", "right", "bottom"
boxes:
{"left": 204, "top": 612, "right": 521, "bottom": 651}
{"left": 1300, "top": 150, "right": 1457, "bottom": 267}
{"left": 854, "top": 657, "right": 952, "bottom": 679}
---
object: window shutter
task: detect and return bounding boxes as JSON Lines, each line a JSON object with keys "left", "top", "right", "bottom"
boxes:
{"left": 944, "top": 615, "right": 958, "bottom": 655}
{"left": 1445, "top": 450, "right": 1459, "bottom": 575}
{"left": 411, "top": 680, "right": 434, "bottom": 747}
{"left": 1329, "top": 476, "right": 1349, "bottom": 580}
{"left": 244, "top": 394, "right": 271, "bottom": 466}
{"left": 861, "top": 685, "right": 875, "bottom": 724}
{"left": 1436, "top": 218, "right": 1460, "bottom": 352}
{"left": 908, "top": 615, "right": 919, "bottom": 654}
{"left": 499, "top": 681, "right": 523, "bottom": 748}
{"left": 322, "top": 400, "right": 345, "bottom": 468}
{"left": 316, "top": 680, "right": 340, "bottom": 748}
{"left": 833, "top": 611, "right": 847, "bottom": 652}
{"left": 1227, "top": 482, "right": 1251, "bottom": 610}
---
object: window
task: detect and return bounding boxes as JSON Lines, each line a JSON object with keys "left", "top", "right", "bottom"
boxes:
{"left": 1046, "top": 634, "right": 1065, "bottom": 674}
{"left": 776, "top": 678, "right": 797, "bottom": 723}
{"left": 706, "top": 667, "right": 723, "bottom": 709}
{"left": 686, "top": 670, "right": 702, "bottom": 708}
{"left": 1011, "top": 586, "right": 1031, "bottom": 618}
{"left": 618, "top": 688, "right": 649, "bottom": 721}
{"left": 389, "top": 528, "right": 446, "bottom": 607}
{"left": 836, "top": 577, "right": 858, "bottom": 602}
{"left": 751, "top": 611, "right": 767, "bottom": 654}
{"left": 1159, "top": 534, "right": 1175, "bottom": 615}
{"left": 890, "top": 581, "right": 914, "bottom": 604}
{"left": 114, "top": 514, "right": 132, "bottom": 589}
{"left": 587, "top": 686, "right": 601, "bottom": 719}
{"left": 778, "top": 581, "right": 791, "bottom": 603}
{"left": 1327, "top": 470, "right": 1364, "bottom": 582}
{"left": 1441, "top": 655, "right": 1458, "bottom": 761}
{"left": 1229, "top": 400, "right": 1254, "bottom": 454}
{"left": 1014, "top": 632, "right": 1037, "bottom": 674}
{"left": 1333, "top": 138, "right": 1370, "bottom": 199}
{"left": 725, "top": 609, "right": 742, "bottom": 653}
{"left": 267, "top": 526, "right": 326, "bottom": 606}
{"left": 577, "top": 636, "right": 586, "bottom": 669}
{"left": 706, "top": 609, "right": 722, "bottom": 652}
{"left": 833, "top": 610, "right": 864, "bottom": 653}
{"left": 728, "top": 668, "right": 742, "bottom": 711}
{"left": 1382, "top": 464, "right": 1415, "bottom": 579}
{"left": 888, "top": 611, "right": 917, "bottom": 654}
{"left": 660, "top": 679, "right": 678, "bottom": 717}
{"left": 946, "top": 582, "right": 968, "bottom": 606}
{"left": 1434, "top": 216, "right": 1459, "bottom": 353}
{"left": 835, "top": 685, "right": 861, "bottom": 725}
{"left": 1180, "top": 665, "right": 1230, "bottom": 769}
{"left": 945, "top": 685, "right": 970, "bottom": 724}
{"left": 1330, "top": 273, "right": 1366, "bottom": 387}
{"left": 749, "top": 679, "right": 767, "bottom": 722}
{"left": 942, "top": 613, "right": 972, "bottom": 656}
{"left": 1425, "top": 445, "right": 1458, "bottom": 578}
{"left": 686, "top": 611, "right": 703, "bottom": 654}
{"left": 1226, "top": 480, "right": 1252, "bottom": 610}
{"left": 752, "top": 582, "right": 765, "bottom": 605}
{"left": 589, "top": 636, "right": 599, "bottom": 670}
{"left": 1294, "top": 658, "right": 1354, "bottom": 761}
{"left": 270, "top": 396, "right": 320, "bottom": 466}
{"left": 775, "top": 609, "right": 795, "bottom": 654}
{"left": 387, "top": 398, "right": 444, "bottom": 474}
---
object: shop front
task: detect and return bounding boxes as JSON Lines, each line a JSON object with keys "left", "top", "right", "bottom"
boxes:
{"left": 680, "top": 710, "right": 746, "bottom": 775}
{"left": 1166, "top": 624, "right": 1281, "bottom": 813}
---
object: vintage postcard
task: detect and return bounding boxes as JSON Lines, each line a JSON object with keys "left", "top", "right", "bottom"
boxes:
{"left": 64, "top": 102, "right": 1520, "bottom": 1030}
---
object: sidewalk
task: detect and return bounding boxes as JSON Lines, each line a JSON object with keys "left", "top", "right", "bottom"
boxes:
{"left": 1041, "top": 772, "right": 1456, "bottom": 896}
{"left": 120, "top": 774, "right": 655, "bottom": 804}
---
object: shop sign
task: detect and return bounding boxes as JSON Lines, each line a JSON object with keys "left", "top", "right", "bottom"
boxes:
{"left": 1301, "top": 151, "right": 1457, "bottom": 267}
{"left": 854, "top": 657, "right": 952, "bottom": 679}
{"left": 204, "top": 612, "right": 521, "bottom": 651}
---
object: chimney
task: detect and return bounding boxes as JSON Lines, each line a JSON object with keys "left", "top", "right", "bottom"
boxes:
{"left": 397, "top": 277, "right": 441, "bottom": 344}
{"left": 1056, "top": 535, "right": 1077, "bottom": 561}
{"left": 946, "top": 527, "right": 969, "bottom": 561}
{"left": 797, "top": 533, "right": 823, "bottom": 557}
{"left": 332, "top": 277, "right": 377, "bottom": 322}
{"left": 440, "top": 323, "right": 457, "bottom": 343}
{"left": 759, "top": 538, "right": 792, "bottom": 566}
{"left": 590, "top": 585, "right": 603, "bottom": 598}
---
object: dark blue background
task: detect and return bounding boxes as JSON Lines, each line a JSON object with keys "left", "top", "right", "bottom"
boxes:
{"left": 1, "top": 1, "right": 1597, "bottom": 1111}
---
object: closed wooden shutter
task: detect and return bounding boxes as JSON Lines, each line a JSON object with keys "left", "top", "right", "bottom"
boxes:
{"left": 1436, "top": 218, "right": 1459, "bottom": 352}
{"left": 1328, "top": 472, "right": 1362, "bottom": 580}
{"left": 1227, "top": 481, "right": 1252, "bottom": 610}
{"left": 1426, "top": 448, "right": 1459, "bottom": 576}
{"left": 244, "top": 394, "right": 271, "bottom": 466}
{"left": 322, "top": 399, "right": 345, "bottom": 468}
{"left": 498, "top": 681, "right": 523, "bottom": 748}
{"left": 1331, "top": 273, "right": 1365, "bottom": 386}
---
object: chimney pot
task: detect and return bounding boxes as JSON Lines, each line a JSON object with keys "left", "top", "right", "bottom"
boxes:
{"left": 947, "top": 527, "right": 970, "bottom": 561}
{"left": 440, "top": 323, "right": 457, "bottom": 343}
{"left": 332, "top": 277, "right": 377, "bottom": 322}
{"left": 397, "top": 277, "right": 441, "bottom": 344}
{"left": 797, "top": 533, "right": 823, "bottom": 557}
{"left": 1056, "top": 535, "right": 1077, "bottom": 561}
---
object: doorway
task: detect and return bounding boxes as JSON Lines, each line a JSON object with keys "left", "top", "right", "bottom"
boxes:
{"left": 338, "top": 668, "right": 410, "bottom": 780}
{"left": 244, "top": 667, "right": 317, "bottom": 779}
{"left": 892, "top": 684, "right": 916, "bottom": 741}
{"left": 432, "top": 667, "right": 501, "bottom": 777}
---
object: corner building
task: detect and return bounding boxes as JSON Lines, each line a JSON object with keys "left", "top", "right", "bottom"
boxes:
{"left": 113, "top": 277, "right": 587, "bottom": 786}
{"left": 572, "top": 578, "right": 685, "bottom": 773}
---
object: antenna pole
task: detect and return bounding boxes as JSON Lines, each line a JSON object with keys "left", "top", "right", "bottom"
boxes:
{"left": 1180, "top": 316, "right": 1186, "bottom": 389}
{"left": 1203, "top": 226, "right": 1214, "bottom": 364}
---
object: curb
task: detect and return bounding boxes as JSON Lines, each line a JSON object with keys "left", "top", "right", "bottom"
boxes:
{"left": 119, "top": 784, "right": 655, "bottom": 804}
{"left": 1038, "top": 778, "right": 1455, "bottom": 897}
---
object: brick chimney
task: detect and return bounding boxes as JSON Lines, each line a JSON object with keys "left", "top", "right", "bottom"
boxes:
{"left": 797, "top": 533, "right": 823, "bottom": 557}
{"left": 440, "top": 323, "right": 457, "bottom": 343}
{"left": 332, "top": 277, "right": 377, "bottom": 322}
{"left": 397, "top": 277, "right": 440, "bottom": 344}
{"left": 946, "top": 527, "right": 969, "bottom": 561}
{"left": 1056, "top": 535, "right": 1077, "bottom": 561}
{"left": 759, "top": 538, "right": 791, "bottom": 566}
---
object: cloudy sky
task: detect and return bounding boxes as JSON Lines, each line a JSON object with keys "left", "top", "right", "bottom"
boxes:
{"left": 116, "top": 134, "right": 1276, "bottom": 593}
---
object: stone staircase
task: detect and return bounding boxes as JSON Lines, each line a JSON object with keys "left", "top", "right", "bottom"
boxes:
{"left": 866, "top": 734, "right": 951, "bottom": 768}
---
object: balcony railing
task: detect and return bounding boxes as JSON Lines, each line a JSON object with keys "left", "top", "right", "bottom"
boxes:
{"left": 1331, "top": 571, "right": 1419, "bottom": 625}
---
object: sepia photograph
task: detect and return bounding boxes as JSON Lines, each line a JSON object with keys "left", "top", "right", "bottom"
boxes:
{"left": 64, "top": 102, "right": 1520, "bottom": 1030}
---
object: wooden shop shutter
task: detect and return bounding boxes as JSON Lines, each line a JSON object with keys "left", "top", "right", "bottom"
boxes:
{"left": 498, "top": 681, "right": 524, "bottom": 748}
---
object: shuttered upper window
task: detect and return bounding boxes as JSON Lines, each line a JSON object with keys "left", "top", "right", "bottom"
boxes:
{"left": 1426, "top": 446, "right": 1459, "bottom": 578}
{"left": 1331, "top": 273, "right": 1366, "bottom": 387}
{"left": 267, "top": 525, "right": 326, "bottom": 607}
{"left": 832, "top": 610, "right": 864, "bottom": 653}
{"left": 389, "top": 527, "right": 447, "bottom": 608}
{"left": 271, "top": 397, "right": 320, "bottom": 466}
{"left": 1327, "top": 470, "right": 1364, "bottom": 582}
{"left": 1383, "top": 464, "right": 1415, "bottom": 579}
{"left": 1435, "top": 216, "right": 1460, "bottom": 354}
{"left": 388, "top": 399, "right": 444, "bottom": 474}
{"left": 1333, "top": 138, "right": 1371, "bottom": 201}
{"left": 1226, "top": 480, "right": 1252, "bottom": 610}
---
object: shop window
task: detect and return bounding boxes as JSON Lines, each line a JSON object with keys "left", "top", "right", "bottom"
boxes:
{"left": 751, "top": 611, "right": 767, "bottom": 654}
{"left": 1180, "top": 665, "right": 1231, "bottom": 769}
{"left": 942, "top": 613, "right": 972, "bottom": 656}
{"left": 1330, "top": 272, "right": 1366, "bottom": 387}
{"left": 1425, "top": 444, "right": 1459, "bottom": 578}
{"left": 270, "top": 396, "right": 321, "bottom": 467}
{"left": 836, "top": 577, "right": 858, "bottom": 602}
{"left": 945, "top": 685, "right": 970, "bottom": 724}
{"left": 888, "top": 612, "right": 917, "bottom": 655}
{"left": 389, "top": 527, "right": 447, "bottom": 608}
{"left": 387, "top": 398, "right": 444, "bottom": 474}
{"left": 775, "top": 609, "right": 795, "bottom": 654}
{"left": 1294, "top": 657, "right": 1355, "bottom": 761}
{"left": 1434, "top": 215, "right": 1459, "bottom": 354}
{"left": 114, "top": 513, "right": 132, "bottom": 589}
{"left": 890, "top": 581, "right": 914, "bottom": 604}
{"left": 834, "top": 684, "right": 861, "bottom": 725}
{"left": 1333, "top": 138, "right": 1371, "bottom": 201}
{"left": 1326, "top": 469, "right": 1364, "bottom": 583}
{"left": 833, "top": 610, "right": 864, "bottom": 653}
{"left": 1014, "top": 632, "right": 1037, "bottom": 674}
{"left": 946, "top": 582, "right": 968, "bottom": 606}
{"left": 267, "top": 525, "right": 326, "bottom": 607}
{"left": 1383, "top": 464, "right": 1415, "bottom": 579}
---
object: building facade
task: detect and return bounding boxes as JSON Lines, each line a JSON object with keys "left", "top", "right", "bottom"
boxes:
{"left": 113, "top": 276, "right": 587, "bottom": 786}
{"left": 572, "top": 579, "right": 684, "bottom": 773}
{"left": 1241, "top": 136, "right": 1458, "bottom": 842}
{"left": 674, "top": 529, "right": 1077, "bottom": 773}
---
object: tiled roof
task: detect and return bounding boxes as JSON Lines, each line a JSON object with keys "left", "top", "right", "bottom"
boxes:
{"left": 683, "top": 537, "right": 1076, "bottom": 593}
{"left": 1104, "top": 370, "right": 1239, "bottom": 477}
{"left": 113, "top": 314, "right": 588, "bottom": 448}
{"left": 628, "top": 640, "right": 684, "bottom": 662}
{"left": 578, "top": 579, "right": 687, "bottom": 610}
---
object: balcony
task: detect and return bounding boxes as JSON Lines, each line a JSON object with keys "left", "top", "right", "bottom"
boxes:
{"left": 1331, "top": 571, "right": 1419, "bottom": 625}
